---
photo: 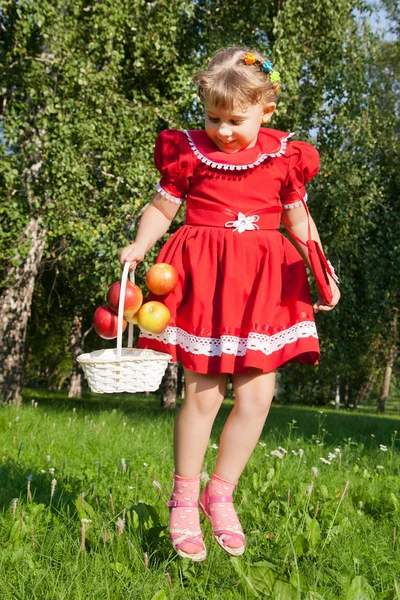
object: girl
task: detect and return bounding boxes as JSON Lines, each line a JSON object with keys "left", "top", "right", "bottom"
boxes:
{"left": 120, "top": 46, "right": 340, "bottom": 561}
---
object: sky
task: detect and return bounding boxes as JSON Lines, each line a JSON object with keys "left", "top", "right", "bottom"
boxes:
{"left": 368, "top": 5, "right": 397, "bottom": 40}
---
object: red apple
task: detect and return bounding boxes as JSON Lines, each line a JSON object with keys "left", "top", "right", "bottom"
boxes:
{"left": 136, "top": 301, "right": 170, "bottom": 334}
{"left": 145, "top": 263, "right": 178, "bottom": 295}
{"left": 93, "top": 304, "right": 127, "bottom": 340}
{"left": 107, "top": 280, "right": 143, "bottom": 318}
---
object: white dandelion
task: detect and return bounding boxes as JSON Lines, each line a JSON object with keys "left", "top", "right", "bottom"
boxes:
{"left": 270, "top": 450, "right": 284, "bottom": 459}
{"left": 80, "top": 519, "right": 92, "bottom": 552}
{"left": 200, "top": 471, "right": 210, "bottom": 484}
{"left": 50, "top": 478, "right": 57, "bottom": 502}
{"left": 116, "top": 517, "right": 125, "bottom": 535}
{"left": 152, "top": 480, "right": 162, "bottom": 492}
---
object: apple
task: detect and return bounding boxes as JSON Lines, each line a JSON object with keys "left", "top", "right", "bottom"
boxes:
{"left": 145, "top": 263, "right": 178, "bottom": 295}
{"left": 125, "top": 313, "right": 138, "bottom": 325}
{"left": 136, "top": 301, "right": 171, "bottom": 334}
{"left": 107, "top": 280, "right": 143, "bottom": 318}
{"left": 93, "top": 304, "right": 127, "bottom": 339}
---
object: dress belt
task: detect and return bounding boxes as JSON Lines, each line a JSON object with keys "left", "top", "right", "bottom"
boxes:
{"left": 185, "top": 204, "right": 282, "bottom": 232}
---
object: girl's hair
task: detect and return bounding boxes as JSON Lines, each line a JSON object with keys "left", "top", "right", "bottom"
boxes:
{"left": 193, "top": 46, "right": 279, "bottom": 110}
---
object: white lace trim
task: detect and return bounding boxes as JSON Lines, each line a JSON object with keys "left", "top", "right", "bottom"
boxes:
{"left": 282, "top": 193, "right": 308, "bottom": 209}
{"left": 327, "top": 260, "right": 340, "bottom": 283}
{"left": 156, "top": 182, "right": 184, "bottom": 205}
{"left": 139, "top": 321, "right": 318, "bottom": 357}
{"left": 183, "top": 130, "right": 294, "bottom": 171}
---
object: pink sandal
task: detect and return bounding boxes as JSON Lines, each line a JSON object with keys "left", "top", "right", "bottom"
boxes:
{"left": 199, "top": 485, "right": 246, "bottom": 556}
{"left": 167, "top": 499, "right": 207, "bottom": 562}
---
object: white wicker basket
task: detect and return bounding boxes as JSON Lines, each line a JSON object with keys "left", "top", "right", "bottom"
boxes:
{"left": 77, "top": 262, "right": 172, "bottom": 394}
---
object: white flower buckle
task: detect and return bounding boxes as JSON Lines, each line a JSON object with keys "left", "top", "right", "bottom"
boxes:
{"left": 225, "top": 212, "right": 260, "bottom": 233}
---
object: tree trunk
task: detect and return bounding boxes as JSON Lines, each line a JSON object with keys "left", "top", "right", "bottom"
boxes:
{"left": 335, "top": 376, "right": 340, "bottom": 410}
{"left": 177, "top": 363, "right": 185, "bottom": 400}
{"left": 68, "top": 314, "right": 83, "bottom": 398}
{"left": 355, "top": 369, "right": 376, "bottom": 408}
{"left": 377, "top": 313, "right": 398, "bottom": 414}
{"left": 161, "top": 362, "right": 178, "bottom": 409}
{"left": 0, "top": 217, "right": 47, "bottom": 405}
{"left": 344, "top": 378, "right": 350, "bottom": 409}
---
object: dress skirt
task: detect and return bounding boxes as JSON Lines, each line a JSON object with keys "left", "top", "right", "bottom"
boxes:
{"left": 136, "top": 224, "right": 320, "bottom": 374}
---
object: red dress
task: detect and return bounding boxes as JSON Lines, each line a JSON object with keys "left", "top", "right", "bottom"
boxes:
{"left": 137, "top": 128, "right": 321, "bottom": 374}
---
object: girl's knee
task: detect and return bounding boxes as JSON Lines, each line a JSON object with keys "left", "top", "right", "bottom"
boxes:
{"left": 192, "top": 393, "right": 224, "bottom": 416}
{"left": 181, "top": 387, "right": 225, "bottom": 416}
{"left": 234, "top": 394, "right": 273, "bottom": 419}
{"left": 183, "top": 370, "right": 228, "bottom": 415}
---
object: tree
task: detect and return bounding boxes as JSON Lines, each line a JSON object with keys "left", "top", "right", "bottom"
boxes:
{"left": 0, "top": 0, "right": 196, "bottom": 402}
{"left": 2, "top": 0, "right": 396, "bottom": 407}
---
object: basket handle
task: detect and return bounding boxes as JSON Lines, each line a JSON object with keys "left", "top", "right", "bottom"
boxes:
{"left": 117, "top": 262, "right": 135, "bottom": 358}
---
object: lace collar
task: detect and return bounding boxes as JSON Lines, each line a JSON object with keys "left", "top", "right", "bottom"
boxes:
{"left": 184, "top": 128, "right": 294, "bottom": 171}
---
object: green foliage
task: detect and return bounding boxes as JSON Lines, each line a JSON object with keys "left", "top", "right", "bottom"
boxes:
{"left": 0, "top": 0, "right": 398, "bottom": 403}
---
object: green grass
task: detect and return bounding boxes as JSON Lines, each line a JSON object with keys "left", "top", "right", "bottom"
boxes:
{"left": 0, "top": 389, "right": 399, "bottom": 599}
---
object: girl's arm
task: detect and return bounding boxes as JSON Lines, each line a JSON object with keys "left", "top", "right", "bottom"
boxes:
{"left": 281, "top": 205, "right": 340, "bottom": 312}
{"left": 119, "top": 193, "right": 181, "bottom": 271}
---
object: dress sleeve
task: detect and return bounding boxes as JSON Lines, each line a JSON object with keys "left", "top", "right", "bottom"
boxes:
{"left": 154, "top": 130, "right": 193, "bottom": 205}
{"left": 280, "top": 141, "right": 320, "bottom": 209}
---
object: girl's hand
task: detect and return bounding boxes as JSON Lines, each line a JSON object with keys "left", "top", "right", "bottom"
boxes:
{"left": 313, "top": 278, "right": 341, "bottom": 313}
{"left": 119, "top": 242, "right": 146, "bottom": 272}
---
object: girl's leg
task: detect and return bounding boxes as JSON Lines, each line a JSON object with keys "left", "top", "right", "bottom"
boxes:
{"left": 215, "top": 369, "right": 276, "bottom": 480}
{"left": 202, "top": 369, "right": 275, "bottom": 552}
{"left": 174, "top": 367, "right": 228, "bottom": 476}
{"left": 169, "top": 368, "right": 228, "bottom": 558}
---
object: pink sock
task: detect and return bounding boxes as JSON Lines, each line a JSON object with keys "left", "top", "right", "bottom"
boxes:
{"left": 169, "top": 474, "right": 203, "bottom": 556}
{"left": 207, "top": 473, "right": 244, "bottom": 549}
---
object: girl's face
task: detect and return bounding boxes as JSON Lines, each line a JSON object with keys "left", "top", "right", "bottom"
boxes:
{"left": 204, "top": 102, "right": 275, "bottom": 154}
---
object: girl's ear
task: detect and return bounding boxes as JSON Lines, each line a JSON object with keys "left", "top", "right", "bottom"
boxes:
{"left": 262, "top": 103, "right": 276, "bottom": 123}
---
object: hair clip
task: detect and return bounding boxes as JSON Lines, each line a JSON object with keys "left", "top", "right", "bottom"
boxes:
{"left": 270, "top": 71, "right": 281, "bottom": 83}
{"left": 243, "top": 52, "right": 257, "bottom": 65}
{"left": 242, "top": 53, "right": 282, "bottom": 89}
{"left": 261, "top": 60, "right": 273, "bottom": 73}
